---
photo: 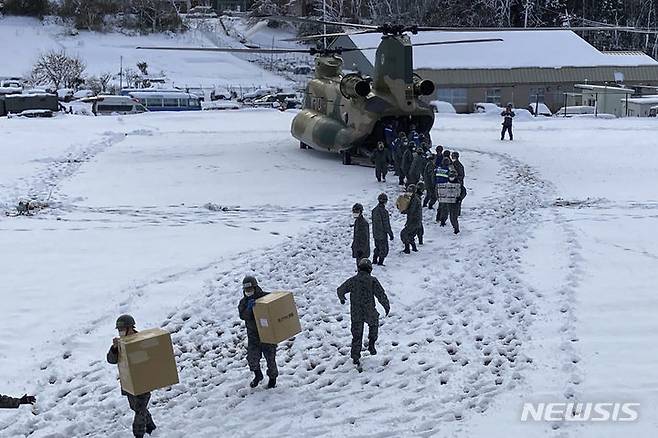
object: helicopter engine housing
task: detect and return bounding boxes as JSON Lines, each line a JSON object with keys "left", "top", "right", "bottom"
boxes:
{"left": 414, "top": 79, "right": 435, "bottom": 96}
{"left": 340, "top": 74, "right": 371, "bottom": 99}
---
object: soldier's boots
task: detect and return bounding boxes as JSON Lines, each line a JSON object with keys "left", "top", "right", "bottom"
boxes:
{"left": 353, "top": 357, "right": 360, "bottom": 365}
{"left": 250, "top": 370, "right": 264, "bottom": 388}
{"left": 418, "top": 236, "right": 424, "bottom": 245}
{"left": 454, "top": 227, "right": 460, "bottom": 235}
{"left": 267, "top": 377, "right": 277, "bottom": 389}
{"left": 411, "top": 242, "right": 418, "bottom": 252}
{"left": 146, "top": 424, "right": 156, "bottom": 435}
{"left": 368, "top": 342, "right": 377, "bottom": 355}
{"left": 403, "top": 243, "right": 411, "bottom": 254}
{"left": 377, "top": 257, "right": 385, "bottom": 266}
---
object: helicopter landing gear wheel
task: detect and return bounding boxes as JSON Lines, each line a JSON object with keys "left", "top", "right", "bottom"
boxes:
{"left": 341, "top": 150, "right": 352, "bottom": 165}
{"left": 300, "top": 142, "right": 308, "bottom": 149}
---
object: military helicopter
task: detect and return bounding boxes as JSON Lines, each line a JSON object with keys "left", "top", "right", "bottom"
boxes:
{"left": 138, "top": 18, "right": 655, "bottom": 164}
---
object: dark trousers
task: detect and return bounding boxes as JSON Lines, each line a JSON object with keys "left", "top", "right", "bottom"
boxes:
{"left": 373, "top": 238, "right": 389, "bottom": 261}
{"left": 501, "top": 124, "right": 513, "bottom": 140}
{"left": 351, "top": 316, "right": 379, "bottom": 360}
{"left": 127, "top": 393, "right": 155, "bottom": 437}
{"left": 437, "top": 203, "right": 459, "bottom": 231}
{"left": 375, "top": 165, "right": 388, "bottom": 181}
{"left": 400, "top": 225, "right": 417, "bottom": 244}
{"left": 247, "top": 341, "right": 278, "bottom": 378}
{"left": 424, "top": 185, "right": 437, "bottom": 208}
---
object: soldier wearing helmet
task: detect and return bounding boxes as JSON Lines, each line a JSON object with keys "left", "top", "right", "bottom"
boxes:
{"left": 238, "top": 275, "right": 278, "bottom": 389}
{"left": 337, "top": 258, "right": 391, "bottom": 369}
{"left": 351, "top": 203, "right": 370, "bottom": 269}
{"left": 107, "top": 315, "right": 157, "bottom": 438}
{"left": 400, "top": 183, "right": 422, "bottom": 254}
{"left": 371, "top": 193, "right": 394, "bottom": 266}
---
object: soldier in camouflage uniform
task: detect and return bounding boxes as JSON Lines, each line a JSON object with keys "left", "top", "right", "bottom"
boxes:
{"left": 371, "top": 193, "right": 394, "bottom": 266}
{"left": 414, "top": 182, "right": 425, "bottom": 245}
{"left": 371, "top": 141, "right": 389, "bottom": 183}
{"left": 351, "top": 203, "right": 371, "bottom": 268}
{"left": 0, "top": 394, "right": 35, "bottom": 409}
{"left": 451, "top": 151, "right": 466, "bottom": 216}
{"left": 337, "top": 258, "right": 391, "bottom": 366}
{"left": 238, "top": 276, "right": 278, "bottom": 389}
{"left": 422, "top": 152, "right": 437, "bottom": 209}
{"left": 407, "top": 147, "right": 426, "bottom": 186}
{"left": 107, "top": 315, "right": 157, "bottom": 438}
{"left": 392, "top": 132, "right": 407, "bottom": 182}
{"left": 400, "top": 184, "right": 422, "bottom": 254}
{"left": 401, "top": 142, "right": 414, "bottom": 185}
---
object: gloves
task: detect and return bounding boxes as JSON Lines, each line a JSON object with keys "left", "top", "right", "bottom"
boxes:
{"left": 340, "top": 298, "right": 346, "bottom": 305}
{"left": 19, "top": 395, "right": 36, "bottom": 405}
{"left": 246, "top": 298, "right": 255, "bottom": 311}
{"left": 389, "top": 234, "right": 394, "bottom": 241}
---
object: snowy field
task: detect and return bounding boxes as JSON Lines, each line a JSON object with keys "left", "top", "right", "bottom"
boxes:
{"left": 0, "top": 110, "right": 657, "bottom": 437}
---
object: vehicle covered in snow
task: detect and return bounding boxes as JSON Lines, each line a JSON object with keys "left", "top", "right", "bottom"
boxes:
{"left": 0, "top": 79, "right": 22, "bottom": 95}
{"left": 79, "top": 95, "right": 148, "bottom": 116}
{"left": 554, "top": 105, "right": 596, "bottom": 117}
{"left": 239, "top": 87, "right": 277, "bottom": 102}
{"left": 429, "top": 100, "right": 457, "bottom": 114}
{"left": 186, "top": 5, "right": 217, "bottom": 18}
{"left": 528, "top": 102, "right": 552, "bottom": 116}
{"left": 128, "top": 91, "right": 201, "bottom": 112}
{"left": 252, "top": 93, "right": 301, "bottom": 109}
{"left": 0, "top": 93, "right": 59, "bottom": 117}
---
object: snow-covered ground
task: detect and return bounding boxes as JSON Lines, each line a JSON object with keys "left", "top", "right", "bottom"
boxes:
{"left": 0, "top": 110, "right": 657, "bottom": 437}
{"left": 0, "top": 16, "right": 292, "bottom": 89}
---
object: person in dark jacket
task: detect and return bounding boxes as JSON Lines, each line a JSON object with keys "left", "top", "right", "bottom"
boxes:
{"left": 436, "top": 158, "right": 460, "bottom": 234}
{"left": 371, "top": 193, "right": 394, "bottom": 266}
{"left": 407, "top": 147, "right": 425, "bottom": 186}
{"left": 383, "top": 122, "right": 396, "bottom": 149}
{"left": 371, "top": 141, "right": 389, "bottom": 183}
{"left": 451, "top": 151, "right": 466, "bottom": 216}
{"left": 238, "top": 276, "right": 278, "bottom": 389}
{"left": 337, "top": 258, "right": 390, "bottom": 367}
{"left": 401, "top": 142, "right": 413, "bottom": 184}
{"left": 422, "top": 152, "right": 437, "bottom": 209}
{"left": 393, "top": 133, "right": 407, "bottom": 182}
{"left": 400, "top": 184, "right": 422, "bottom": 254}
{"left": 442, "top": 149, "right": 452, "bottom": 164}
{"left": 351, "top": 203, "right": 370, "bottom": 268}
{"left": 0, "top": 394, "right": 35, "bottom": 409}
{"left": 501, "top": 104, "right": 515, "bottom": 140}
{"left": 107, "top": 315, "right": 157, "bottom": 438}
{"left": 414, "top": 182, "right": 426, "bottom": 245}
{"left": 408, "top": 124, "right": 421, "bottom": 148}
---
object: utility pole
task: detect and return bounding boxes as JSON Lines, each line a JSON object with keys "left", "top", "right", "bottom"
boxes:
{"left": 120, "top": 56, "right": 123, "bottom": 90}
{"left": 323, "top": 0, "right": 327, "bottom": 49}
{"left": 524, "top": 0, "right": 530, "bottom": 28}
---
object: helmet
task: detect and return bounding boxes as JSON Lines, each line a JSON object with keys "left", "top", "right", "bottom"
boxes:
{"left": 443, "top": 150, "right": 451, "bottom": 158}
{"left": 242, "top": 275, "right": 258, "bottom": 290}
{"left": 407, "top": 184, "right": 416, "bottom": 193}
{"left": 352, "top": 203, "right": 364, "bottom": 213}
{"left": 357, "top": 258, "right": 373, "bottom": 273}
{"left": 115, "top": 314, "right": 136, "bottom": 330}
{"left": 420, "top": 142, "right": 428, "bottom": 149}
{"left": 399, "top": 132, "right": 407, "bottom": 138}
{"left": 416, "top": 181, "right": 425, "bottom": 192}
{"left": 435, "top": 145, "right": 444, "bottom": 153}
{"left": 451, "top": 151, "right": 460, "bottom": 159}
{"left": 377, "top": 193, "right": 388, "bottom": 203}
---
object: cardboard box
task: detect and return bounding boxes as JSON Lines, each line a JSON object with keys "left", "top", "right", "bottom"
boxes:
{"left": 396, "top": 193, "right": 411, "bottom": 212}
{"left": 253, "top": 292, "right": 302, "bottom": 344}
{"left": 118, "top": 328, "right": 179, "bottom": 396}
{"left": 437, "top": 183, "right": 461, "bottom": 203}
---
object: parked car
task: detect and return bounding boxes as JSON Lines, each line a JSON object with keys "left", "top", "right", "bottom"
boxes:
{"left": 429, "top": 100, "right": 457, "bottom": 114}
{"left": 528, "top": 102, "right": 552, "bottom": 116}
{"left": 0, "top": 79, "right": 23, "bottom": 95}
{"left": 473, "top": 102, "right": 502, "bottom": 113}
{"left": 554, "top": 105, "right": 595, "bottom": 116}
{"left": 240, "top": 87, "right": 277, "bottom": 102}
{"left": 253, "top": 93, "right": 301, "bottom": 109}
{"left": 186, "top": 5, "right": 217, "bottom": 18}
{"left": 80, "top": 95, "right": 148, "bottom": 116}
{"left": 650, "top": 105, "right": 658, "bottom": 117}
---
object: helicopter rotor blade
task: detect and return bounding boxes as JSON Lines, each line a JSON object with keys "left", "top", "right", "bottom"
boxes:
{"left": 351, "top": 38, "right": 504, "bottom": 51}
{"left": 281, "top": 29, "right": 376, "bottom": 42}
{"left": 414, "top": 25, "right": 656, "bottom": 34}
{"left": 258, "top": 15, "right": 378, "bottom": 30}
{"left": 136, "top": 46, "right": 313, "bottom": 54}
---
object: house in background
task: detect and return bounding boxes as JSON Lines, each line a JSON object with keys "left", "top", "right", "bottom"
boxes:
{"left": 332, "top": 30, "right": 658, "bottom": 114}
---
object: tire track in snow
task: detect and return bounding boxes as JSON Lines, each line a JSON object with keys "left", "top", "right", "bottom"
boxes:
{"left": 3, "top": 149, "right": 565, "bottom": 437}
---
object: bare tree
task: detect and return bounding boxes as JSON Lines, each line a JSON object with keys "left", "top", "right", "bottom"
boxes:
{"left": 31, "top": 50, "right": 87, "bottom": 90}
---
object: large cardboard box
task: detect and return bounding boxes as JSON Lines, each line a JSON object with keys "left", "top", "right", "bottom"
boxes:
{"left": 437, "top": 183, "right": 462, "bottom": 203}
{"left": 396, "top": 193, "right": 411, "bottom": 212}
{"left": 253, "top": 292, "right": 302, "bottom": 344}
{"left": 118, "top": 328, "right": 179, "bottom": 396}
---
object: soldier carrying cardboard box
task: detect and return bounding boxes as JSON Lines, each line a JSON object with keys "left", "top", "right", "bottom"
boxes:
{"left": 238, "top": 276, "right": 278, "bottom": 389}
{"left": 0, "top": 394, "right": 35, "bottom": 409}
{"left": 106, "top": 314, "right": 157, "bottom": 438}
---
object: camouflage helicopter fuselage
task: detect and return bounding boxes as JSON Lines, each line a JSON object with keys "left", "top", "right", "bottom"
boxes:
{"left": 292, "top": 33, "right": 435, "bottom": 157}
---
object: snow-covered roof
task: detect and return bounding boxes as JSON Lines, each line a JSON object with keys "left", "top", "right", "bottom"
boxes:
{"left": 575, "top": 84, "right": 635, "bottom": 93}
{"left": 346, "top": 30, "right": 658, "bottom": 70}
